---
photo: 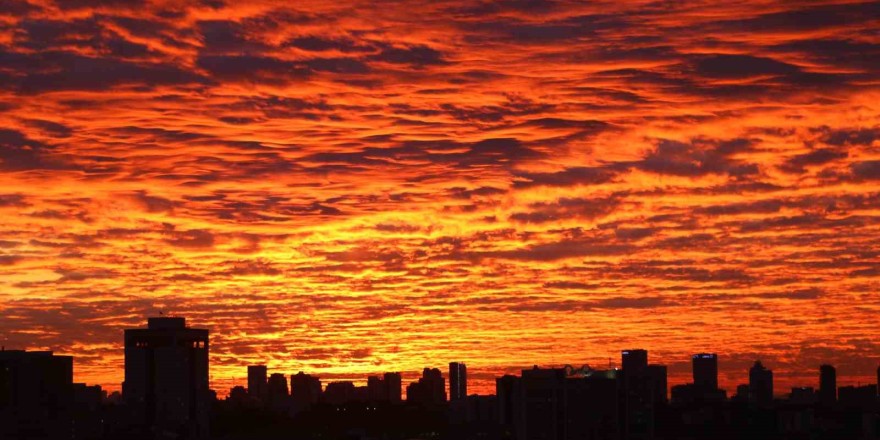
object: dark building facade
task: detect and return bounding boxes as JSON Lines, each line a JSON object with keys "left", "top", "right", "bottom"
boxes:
{"left": 502, "top": 366, "right": 621, "bottom": 440}
{"left": 267, "top": 373, "right": 289, "bottom": 411}
{"left": 622, "top": 349, "right": 648, "bottom": 372}
{"left": 407, "top": 368, "right": 446, "bottom": 405}
{"left": 0, "top": 350, "right": 74, "bottom": 439}
{"left": 749, "top": 360, "right": 773, "bottom": 405}
{"left": 692, "top": 353, "right": 718, "bottom": 391}
{"left": 324, "top": 381, "right": 357, "bottom": 405}
{"left": 819, "top": 364, "right": 836, "bottom": 406}
{"left": 496, "top": 374, "right": 521, "bottom": 430}
{"left": 247, "top": 365, "right": 267, "bottom": 402}
{"left": 123, "top": 317, "right": 210, "bottom": 439}
{"left": 384, "top": 372, "right": 402, "bottom": 403}
{"left": 290, "top": 371, "right": 321, "bottom": 412}
{"left": 450, "top": 362, "right": 467, "bottom": 401}
{"left": 621, "top": 349, "right": 666, "bottom": 440}
{"left": 838, "top": 384, "right": 877, "bottom": 408}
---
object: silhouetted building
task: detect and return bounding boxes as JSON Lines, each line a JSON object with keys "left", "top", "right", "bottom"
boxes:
{"left": 671, "top": 383, "right": 726, "bottom": 405}
{"left": 518, "top": 366, "right": 566, "bottom": 440}
{"left": 463, "top": 394, "right": 497, "bottom": 424}
{"left": 789, "top": 387, "right": 817, "bottom": 405}
{"left": 266, "top": 373, "right": 289, "bottom": 411}
{"left": 367, "top": 375, "right": 386, "bottom": 402}
{"left": 124, "top": 317, "right": 209, "bottom": 439}
{"left": 450, "top": 362, "right": 467, "bottom": 401}
{"left": 838, "top": 384, "right": 877, "bottom": 408}
{"left": 692, "top": 353, "right": 718, "bottom": 391}
{"left": 290, "top": 372, "right": 321, "bottom": 412}
{"left": 506, "top": 365, "right": 622, "bottom": 440}
{"left": 622, "top": 349, "right": 648, "bottom": 372}
{"left": 565, "top": 368, "right": 620, "bottom": 440}
{"left": 0, "top": 350, "right": 74, "bottom": 439}
{"left": 749, "top": 360, "right": 773, "bottom": 405}
{"left": 324, "top": 381, "right": 356, "bottom": 405}
{"left": 819, "top": 364, "right": 836, "bottom": 406}
{"left": 733, "top": 384, "right": 750, "bottom": 403}
{"left": 226, "top": 386, "right": 249, "bottom": 408}
{"left": 647, "top": 364, "right": 668, "bottom": 405}
{"left": 384, "top": 372, "right": 402, "bottom": 403}
{"left": 247, "top": 365, "right": 267, "bottom": 402}
{"left": 621, "top": 349, "right": 654, "bottom": 440}
{"left": 407, "top": 368, "right": 446, "bottom": 405}
{"left": 496, "top": 374, "right": 521, "bottom": 430}
{"left": 72, "top": 383, "right": 104, "bottom": 439}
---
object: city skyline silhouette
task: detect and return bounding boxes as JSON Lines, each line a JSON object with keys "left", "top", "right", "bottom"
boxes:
{"left": 1, "top": 0, "right": 879, "bottom": 438}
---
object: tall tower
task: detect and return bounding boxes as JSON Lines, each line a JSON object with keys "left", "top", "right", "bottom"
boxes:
{"left": 247, "top": 365, "right": 268, "bottom": 402}
{"left": 124, "top": 317, "right": 209, "bottom": 439}
{"left": 692, "top": 353, "right": 718, "bottom": 390}
{"left": 819, "top": 364, "right": 836, "bottom": 405}
{"left": 748, "top": 361, "right": 773, "bottom": 405}
{"left": 621, "top": 349, "right": 648, "bottom": 373}
{"left": 449, "top": 362, "right": 467, "bottom": 401}
{"left": 384, "top": 372, "right": 402, "bottom": 403}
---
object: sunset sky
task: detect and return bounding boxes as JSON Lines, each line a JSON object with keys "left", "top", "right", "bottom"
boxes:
{"left": 1, "top": 0, "right": 879, "bottom": 397}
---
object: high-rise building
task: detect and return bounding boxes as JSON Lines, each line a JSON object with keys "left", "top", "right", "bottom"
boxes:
{"left": 819, "top": 364, "right": 836, "bottom": 405}
{"left": 450, "top": 362, "right": 468, "bottom": 401}
{"left": 692, "top": 353, "right": 718, "bottom": 391}
{"left": 406, "top": 368, "right": 446, "bottom": 405}
{"left": 290, "top": 372, "right": 321, "bottom": 412}
{"left": 124, "top": 317, "right": 210, "bottom": 439}
{"left": 838, "top": 384, "right": 877, "bottom": 408}
{"left": 518, "top": 366, "right": 567, "bottom": 440}
{"left": 748, "top": 361, "right": 773, "bottom": 405}
{"left": 267, "top": 373, "right": 289, "bottom": 411}
{"left": 511, "top": 365, "right": 621, "bottom": 440}
{"left": 324, "top": 381, "right": 359, "bottom": 405}
{"left": 496, "top": 374, "right": 521, "bottom": 429}
{"left": 384, "top": 372, "right": 402, "bottom": 403}
{"left": 0, "top": 350, "right": 74, "bottom": 439}
{"left": 789, "top": 387, "right": 817, "bottom": 405}
{"left": 247, "top": 365, "right": 267, "bottom": 402}
{"left": 367, "top": 376, "right": 386, "bottom": 402}
{"left": 622, "top": 349, "right": 648, "bottom": 373}
{"left": 647, "top": 364, "right": 668, "bottom": 405}
{"left": 621, "top": 349, "right": 655, "bottom": 440}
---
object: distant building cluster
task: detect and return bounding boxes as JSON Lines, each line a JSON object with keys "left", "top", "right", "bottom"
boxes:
{"left": 2, "top": 316, "right": 880, "bottom": 439}
{"left": 231, "top": 363, "right": 462, "bottom": 412}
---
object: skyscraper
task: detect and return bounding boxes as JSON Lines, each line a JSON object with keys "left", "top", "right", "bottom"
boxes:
{"left": 0, "top": 350, "right": 74, "bottom": 439}
{"left": 384, "top": 372, "right": 402, "bottom": 403}
{"left": 647, "top": 364, "right": 668, "bottom": 405}
{"left": 124, "top": 317, "right": 210, "bottom": 439}
{"left": 367, "top": 375, "right": 387, "bottom": 402}
{"left": 290, "top": 372, "right": 321, "bottom": 412}
{"left": 496, "top": 374, "right": 521, "bottom": 429}
{"left": 267, "top": 373, "right": 289, "bottom": 411}
{"left": 622, "top": 349, "right": 648, "bottom": 373}
{"left": 748, "top": 360, "right": 773, "bottom": 405}
{"left": 621, "top": 349, "right": 653, "bottom": 440}
{"left": 407, "top": 368, "right": 446, "bottom": 405}
{"left": 819, "top": 364, "right": 836, "bottom": 405}
{"left": 450, "top": 362, "right": 467, "bottom": 401}
{"left": 692, "top": 353, "right": 718, "bottom": 391}
{"left": 247, "top": 365, "right": 267, "bottom": 402}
